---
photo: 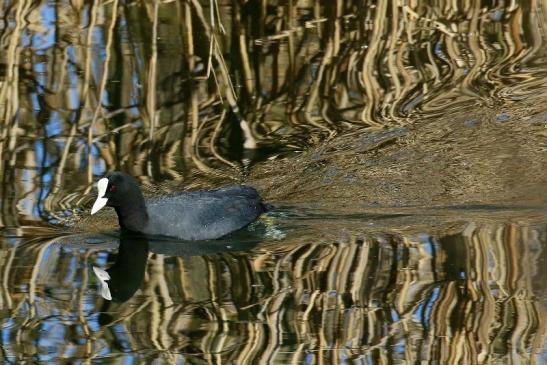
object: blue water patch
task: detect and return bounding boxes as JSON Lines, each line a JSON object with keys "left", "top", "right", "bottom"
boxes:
{"left": 495, "top": 113, "right": 511, "bottom": 123}
{"left": 45, "top": 111, "right": 62, "bottom": 137}
{"left": 413, "top": 286, "right": 441, "bottom": 329}
{"left": 464, "top": 119, "right": 478, "bottom": 128}
{"left": 33, "top": 4, "right": 56, "bottom": 50}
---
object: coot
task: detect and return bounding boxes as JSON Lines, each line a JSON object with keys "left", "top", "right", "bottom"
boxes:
{"left": 91, "top": 171, "right": 267, "bottom": 240}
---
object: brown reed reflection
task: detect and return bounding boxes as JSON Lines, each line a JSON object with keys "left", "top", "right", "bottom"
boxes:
{"left": 0, "top": 1, "right": 546, "bottom": 363}
{"left": 0, "top": 218, "right": 543, "bottom": 363}
{"left": 0, "top": 1, "right": 545, "bottom": 228}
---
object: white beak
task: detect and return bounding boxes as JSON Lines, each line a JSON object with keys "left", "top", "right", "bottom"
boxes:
{"left": 93, "top": 266, "right": 112, "bottom": 301}
{"left": 91, "top": 178, "right": 109, "bottom": 215}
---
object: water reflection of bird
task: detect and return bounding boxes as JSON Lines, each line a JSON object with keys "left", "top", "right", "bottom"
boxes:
{"left": 93, "top": 231, "right": 149, "bottom": 302}
{"left": 90, "top": 171, "right": 268, "bottom": 240}
{"left": 93, "top": 228, "right": 262, "bottom": 326}
{"left": 93, "top": 229, "right": 263, "bottom": 304}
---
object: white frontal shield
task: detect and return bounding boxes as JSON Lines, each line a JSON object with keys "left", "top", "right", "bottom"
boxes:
{"left": 91, "top": 178, "right": 109, "bottom": 215}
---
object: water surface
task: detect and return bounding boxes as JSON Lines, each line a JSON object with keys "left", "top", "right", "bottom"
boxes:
{"left": 1, "top": 208, "right": 545, "bottom": 363}
{"left": 0, "top": 1, "right": 546, "bottom": 364}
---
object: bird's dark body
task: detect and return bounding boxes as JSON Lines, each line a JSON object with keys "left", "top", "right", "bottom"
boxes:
{"left": 143, "top": 186, "right": 266, "bottom": 240}
{"left": 97, "top": 172, "right": 267, "bottom": 241}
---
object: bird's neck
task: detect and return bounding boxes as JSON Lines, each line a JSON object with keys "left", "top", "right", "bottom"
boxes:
{"left": 115, "top": 200, "right": 149, "bottom": 233}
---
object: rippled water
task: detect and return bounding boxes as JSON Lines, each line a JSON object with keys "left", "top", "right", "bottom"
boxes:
{"left": 2, "top": 209, "right": 545, "bottom": 363}
{"left": 0, "top": 1, "right": 546, "bottom": 364}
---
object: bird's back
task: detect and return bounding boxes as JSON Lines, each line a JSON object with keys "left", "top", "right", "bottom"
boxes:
{"left": 143, "top": 185, "right": 266, "bottom": 240}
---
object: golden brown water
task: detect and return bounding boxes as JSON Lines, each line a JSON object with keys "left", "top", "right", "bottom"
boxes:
{"left": 0, "top": 1, "right": 546, "bottom": 364}
{"left": 2, "top": 211, "right": 545, "bottom": 363}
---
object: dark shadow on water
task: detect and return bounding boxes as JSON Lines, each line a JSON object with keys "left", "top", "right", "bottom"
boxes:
{"left": 93, "top": 224, "right": 265, "bottom": 325}
{"left": 95, "top": 231, "right": 149, "bottom": 304}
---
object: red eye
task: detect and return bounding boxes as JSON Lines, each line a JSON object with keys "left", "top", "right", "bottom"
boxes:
{"left": 109, "top": 185, "right": 117, "bottom": 192}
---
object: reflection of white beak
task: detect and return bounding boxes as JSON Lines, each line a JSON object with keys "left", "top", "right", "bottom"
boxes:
{"left": 93, "top": 266, "right": 112, "bottom": 301}
{"left": 91, "top": 178, "right": 109, "bottom": 215}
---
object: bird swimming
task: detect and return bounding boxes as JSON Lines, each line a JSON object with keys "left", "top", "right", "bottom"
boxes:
{"left": 91, "top": 171, "right": 267, "bottom": 240}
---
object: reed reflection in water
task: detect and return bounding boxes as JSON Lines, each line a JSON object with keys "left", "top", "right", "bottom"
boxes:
{"left": 0, "top": 0, "right": 546, "bottom": 364}
{"left": 0, "top": 1, "right": 546, "bottom": 225}
{"left": 0, "top": 214, "right": 544, "bottom": 364}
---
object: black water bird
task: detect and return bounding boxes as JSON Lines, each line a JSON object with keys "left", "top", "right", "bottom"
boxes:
{"left": 91, "top": 171, "right": 267, "bottom": 240}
